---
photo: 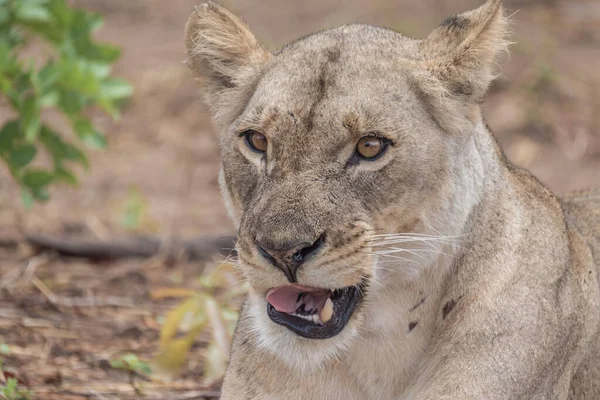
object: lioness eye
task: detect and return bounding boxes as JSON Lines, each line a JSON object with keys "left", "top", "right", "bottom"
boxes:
{"left": 356, "top": 135, "right": 388, "bottom": 160}
{"left": 244, "top": 130, "right": 268, "bottom": 153}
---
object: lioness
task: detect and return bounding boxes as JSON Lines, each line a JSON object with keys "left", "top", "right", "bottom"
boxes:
{"left": 184, "top": 0, "right": 600, "bottom": 398}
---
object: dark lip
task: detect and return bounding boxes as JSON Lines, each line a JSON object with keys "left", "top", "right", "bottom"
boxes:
{"left": 266, "top": 280, "right": 367, "bottom": 339}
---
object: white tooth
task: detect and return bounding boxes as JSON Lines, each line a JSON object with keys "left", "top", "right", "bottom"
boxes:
{"left": 298, "top": 314, "right": 314, "bottom": 323}
{"left": 320, "top": 298, "right": 334, "bottom": 323}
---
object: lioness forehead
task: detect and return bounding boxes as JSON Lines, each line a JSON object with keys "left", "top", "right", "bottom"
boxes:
{"left": 276, "top": 24, "right": 421, "bottom": 64}
{"left": 238, "top": 24, "right": 425, "bottom": 139}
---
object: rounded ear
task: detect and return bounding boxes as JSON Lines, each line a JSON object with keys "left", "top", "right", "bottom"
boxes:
{"left": 184, "top": 2, "right": 271, "bottom": 127}
{"left": 412, "top": 0, "right": 509, "bottom": 134}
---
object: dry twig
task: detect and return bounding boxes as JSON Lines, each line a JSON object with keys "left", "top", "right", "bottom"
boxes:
{"left": 25, "top": 234, "right": 236, "bottom": 261}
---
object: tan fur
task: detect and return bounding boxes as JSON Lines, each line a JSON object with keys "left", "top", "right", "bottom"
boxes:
{"left": 184, "top": 1, "right": 600, "bottom": 399}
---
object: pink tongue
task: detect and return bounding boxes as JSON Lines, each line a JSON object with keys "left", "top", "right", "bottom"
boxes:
{"left": 267, "top": 284, "right": 329, "bottom": 313}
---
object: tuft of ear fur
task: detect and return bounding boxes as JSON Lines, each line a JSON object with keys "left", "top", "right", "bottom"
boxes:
{"left": 413, "top": 0, "right": 509, "bottom": 134}
{"left": 185, "top": 2, "right": 271, "bottom": 127}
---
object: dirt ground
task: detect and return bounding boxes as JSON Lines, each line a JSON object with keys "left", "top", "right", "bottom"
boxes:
{"left": 1, "top": 0, "right": 599, "bottom": 398}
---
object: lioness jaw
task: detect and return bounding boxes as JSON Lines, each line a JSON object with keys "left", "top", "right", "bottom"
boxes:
{"left": 184, "top": 1, "right": 600, "bottom": 399}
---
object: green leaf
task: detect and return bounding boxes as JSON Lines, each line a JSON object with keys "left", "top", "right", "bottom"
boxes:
{"left": 57, "top": 89, "right": 85, "bottom": 115}
{"left": 21, "top": 97, "right": 41, "bottom": 141}
{"left": 0, "top": 120, "right": 20, "bottom": 153}
{"left": 82, "top": 43, "right": 121, "bottom": 63}
{"left": 15, "top": 2, "right": 52, "bottom": 23}
{"left": 40, "top": 125, "right": 89, "bottom": 168}
{"left": 110, "top": 354, "right": 152, "bottom": 376}
{"left": 54, "top": 166, "right": 77, "bottom": 186}
{"left": 9, "top": 145, "right": 37, "bottom": 169}
{"left": 63, "top": 142, "right": 89, "bottom": 168}
{"left": 88, "top": 62, "right": 111, "bottom": 79}
{"left": 0, "top": 7, "right": 10, "bottom": 26}
{"left": 137, "top": 362, "right": 152, "bottom": 376}
{"left": 109, "top": 359, "right": 126, "bottom": 369}
{"left": 123, "top": 353, "right": 139, "bottom": 366}
{"left": 39, "top": 90, "right": 59, "bottom": 107}
{"left": 21, "top": 188, "right": 35, "bottom": 209}
{"left": 100, "top": 78, "right": 133, "bottom": 100}
{"left": 67, "top": 10, "right": 121, "bottom": 62}
{"left": 21, "top": 169, "right": 53, "bottom": 188}
{"left": 86, "top": 11, "right": 104, "bottom": 32}
{"left": 39, "top": 125, "right": 67, "bottom": 163}
{"left": 98, "top": 98, "right": 120, "bottom": 119}
{"left": 0, "top": 41, "right": 12, "bottom": 68}
{"left": 5, "top": 377, "right": 18, "bottom": 392}
{"left": 38, "top": 62, "right": 60, "bottom": 91}
{"left": 0, "top": 343, "right": 10, "bottom": 355}
{"left": 47, "top": 0, "right": 72, "bottom": 28}
{"left": 32, "top": 185, "right": 50, "bottom": 201}
{"left": 73, "top": 117, "right": 106, "bottom": 149}
{"left": 55, "top": 59, "right": 101, "bottom": 96}
{"left": 1, "top": 26, "right": 25, "bottom": 48}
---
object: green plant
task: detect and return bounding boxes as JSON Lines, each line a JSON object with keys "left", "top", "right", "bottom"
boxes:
{"left": 0, "top": 344, "right": 9, "bottom": 375}
{"left": 1, "top": 378, "right": 33, "bottom": 400}
{"left": 109, "top": 353, "right": 152, "bottom": 376}
{"left": 0, "top": 343, "right": 10, "bottom": 360}
{"left": 117, "top": 187, "right": 159, "bottom": 232}
{"left": 0, "top": 0, "right": 132, "bottom": 204}
{"left": 109, "top": 353, "right": 151, "bottom": 395}
{"left": 110, "top": 353, "right": 152, "bottom": 375}
{"left": 1, "top": 345, "right": 32, "bottom": 400}
{"left": 154, "top": 263, "right": 246, "bottom": 383}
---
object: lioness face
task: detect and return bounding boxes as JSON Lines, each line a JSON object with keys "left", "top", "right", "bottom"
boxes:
{"left": 186, "top": 1, "right": 506, "bottom": 365}
{"left": 221, "top": 31, "right": 449, "bottom": 337}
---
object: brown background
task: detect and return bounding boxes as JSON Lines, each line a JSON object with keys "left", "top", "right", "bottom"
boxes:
{"left": 0, "top": 1, "right": 599, "bottom": 398}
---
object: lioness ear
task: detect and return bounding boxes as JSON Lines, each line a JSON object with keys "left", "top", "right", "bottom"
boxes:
{"left": 185, "top": 2, "right": 271, "bottom": 126}
{"left": 414, "top": 0, "right": 509, "bottom": 133}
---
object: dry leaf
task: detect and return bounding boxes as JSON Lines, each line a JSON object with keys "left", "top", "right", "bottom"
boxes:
{"left": 150, "top": 287, "right": 197, "bottom": 300}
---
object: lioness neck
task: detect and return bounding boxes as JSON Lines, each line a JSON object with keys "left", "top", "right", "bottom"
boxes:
{"left": 346, "top": 121, "right": 511, "bottom": 396}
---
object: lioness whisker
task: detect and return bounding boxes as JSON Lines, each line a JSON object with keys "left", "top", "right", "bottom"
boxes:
{"left": 367, "top": 238, "right": 459, "bottom": 246}
{"left": 373, "top": 247, "right": 448, "bottom": 256}
{"left": 371, "top": 232, "right": 467, "bottom": 238}
{"left": 366, "top": 252, "right": 426, "bottom": 262}
{"left": 368, "top": 236, "right": 459, "bottom": 245}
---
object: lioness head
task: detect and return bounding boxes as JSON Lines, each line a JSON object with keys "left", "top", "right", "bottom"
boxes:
{"left": 186, "top": 0, "right": 508, "bottom": 367}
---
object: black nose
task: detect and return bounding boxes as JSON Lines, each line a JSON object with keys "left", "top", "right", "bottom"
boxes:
{"left": 256, "top": 233, "right": 326, "bottom": 282}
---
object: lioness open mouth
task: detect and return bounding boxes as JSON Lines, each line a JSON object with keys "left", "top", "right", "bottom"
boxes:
{"left": 266, "top": 281, "right": 366, "bottom": 339}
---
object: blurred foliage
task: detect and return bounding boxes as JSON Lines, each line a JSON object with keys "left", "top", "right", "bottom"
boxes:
{"left": 109, "top": 353, "right": 152, "bottom": 395}
{"left": 0, "top": 378, "right": 32, "bottom": 400}
{"left": 119, "top": 188, "right": 147, "bottom": 231}
{"left": 109, "top": 353, "right": 152, "bottom": 376}
{"left": 154, "top": 263, "right": 246, "bottom": 384}
{"left": 115, "top": 187, "right": 160, "bottom": 233}
{"left": 117, "top": 187, "right": 159, "bottom": 232}
{"left": 0, "top": 0, "right": 132, "bottom": 204}
{"left": 0, "top": 344, "right": 8, "bottom": 377}
{"left": 1, "top": 345, "right": 33, "bottom": 400}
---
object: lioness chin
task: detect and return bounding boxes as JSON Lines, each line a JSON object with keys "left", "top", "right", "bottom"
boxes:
{"left": 184, "top": 1, "right": 600, "bottom": 399}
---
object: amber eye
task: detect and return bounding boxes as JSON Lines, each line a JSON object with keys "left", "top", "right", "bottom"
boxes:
{"left": 244, "top": 130, "right": 268, "bottom": 153}
{"left": 356, "top": 135, "right": 388, "bottom": 160}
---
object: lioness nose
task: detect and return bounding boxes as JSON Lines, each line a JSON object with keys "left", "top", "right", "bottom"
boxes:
{"left": 256, "top": 233, "right": 326, "bottom": 282}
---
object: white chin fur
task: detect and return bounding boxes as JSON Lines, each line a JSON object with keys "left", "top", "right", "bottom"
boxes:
{"left": 247, "top": 293, "right": 359, "bottom": 373}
